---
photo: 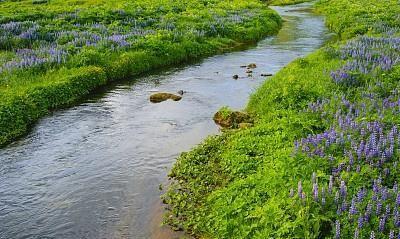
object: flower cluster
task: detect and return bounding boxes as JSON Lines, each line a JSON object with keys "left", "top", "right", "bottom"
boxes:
{"left": 330, "top": 36, "right": 400, "bottom": 86}
{"left": 292, "top": 24, "right": 400, "bottom": 237}
{"left": 0, "top": 7, "right": 263, "bottom": 74}
{"left": 296, "top": 92, "right": 400, "bottom": 172}
{"left": 0, "top": 45, "right": 67, "bottom": 73}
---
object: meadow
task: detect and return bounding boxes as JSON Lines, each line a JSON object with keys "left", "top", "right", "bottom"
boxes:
{"left": 164, "top": 0, "right": 400, "bottom": 238}
{"left": 0, "top": 0, "right": 283, "bottom": 146}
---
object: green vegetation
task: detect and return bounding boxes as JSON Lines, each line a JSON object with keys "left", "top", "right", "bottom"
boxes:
{"left": 164, "top": 0, "right": 400, "bottom": 238}
{"left": 0, "top": 0, "right": 283, "bottom": 146}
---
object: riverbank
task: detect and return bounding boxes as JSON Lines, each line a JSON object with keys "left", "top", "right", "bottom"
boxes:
{"left": 0, "top": 0, "right": 283, "bottom": 146}
{"left": 164, "top": 0, "right": 400, "bottom": 238}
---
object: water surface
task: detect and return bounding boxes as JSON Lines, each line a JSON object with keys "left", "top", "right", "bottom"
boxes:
{"left": 0, "top": 3, "right": 329, "bottom": 238}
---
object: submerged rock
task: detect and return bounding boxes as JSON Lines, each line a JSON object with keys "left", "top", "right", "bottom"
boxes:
{"left": 213, "top": 107, "right": 253, "bottom": 129}
{"left": 232, "top": 74, "right": 239, "bottom": 80}
{"left": 247, "top": 63, "right": 257, "bottom": 69}
{"left": 177, "top": 90, "right": 186, "bottom": 95}
{"left": 150, "top": 93, "right": 182, "bottom": 103}
{"left": 261, "top": 73, "right": 273, "bottom": 77}
{"left": 246, "top": 70, "right": 253, "bottom": 73}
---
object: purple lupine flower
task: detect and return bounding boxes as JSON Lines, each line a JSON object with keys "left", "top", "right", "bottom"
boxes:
{"left": 301, "top": 192, "right": 306, "bottom": 200}
{"left": 373, "top": 179, "right": 381, "bottom": 193}
{"left": 312, "top": 172, "right": 317, "bottom": 183}
{"left": 298, "top": 181, "right": 303, "bottom": 198}
{"left": 384, "top": 168, "right": 391, "bottom": 176}
{"left": 382, "top": 188, "right": 389, "bottom": 201}
{"left": 354, "top": 228, "right": 360, "bottom": 239}
{"left": 370, "top": 231, "right": 375, "bottom": 239}
{"left": 394, "top": 208, "right": 400, "bottom": 227}
{"left": 335, "top": 220, "right": 340, "bottom": 239}
{"left": 340, "top": 181, "right": 347, "bottom": 198}
{"left": 335, "top": 191, "right": 340, "bottom": 204}
{"left": 358, "top": 214, "right": 364, "bottom": 228}
{"left": 289, "top": 188, "right": 294, "bottom": 198}
{"left": 329, "top": 176, "right": 334, "bottom": 194}
{"left": 376, "top": 200, "right": 383, "bottom": 215}
{"left": 365, "top": 203, "right": 372, "bottom": 222}
{"left": 379, "top": 216, "right": 386, "bottom": 232}
{"left": 349, "top": 198, "right": 358, "bottom": 215}
{"left": 357, "top": 188, "right": 366, "bottom": 202}
{"left": 312, "top": 183, "right": 319, "bottom": 201}
{"left": 390, "top": 230, "right": 395, "bottom": 239}
{"left": 386, "top": 204, "right": 391, "bottom": 215}
{"left": 341, "top": 200, "right": 348, "bottom": 212}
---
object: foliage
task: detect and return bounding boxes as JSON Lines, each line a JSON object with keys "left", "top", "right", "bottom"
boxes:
{"left": 164, "top": 0, "right": 400, "bottom": 238}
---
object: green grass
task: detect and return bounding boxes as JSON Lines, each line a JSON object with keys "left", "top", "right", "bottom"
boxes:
{"left": 316, "top": 0, "right": 400, "bottom": 40}
{"left": 164, "top": 0, "right": 400, "bottom": 238}
{"left": 0, "top": 0, "right": 283, "bottom": 146}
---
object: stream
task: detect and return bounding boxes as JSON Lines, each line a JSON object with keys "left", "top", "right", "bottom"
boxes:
{"left": 0, "top": 3, "right": 330, "bottom": 239}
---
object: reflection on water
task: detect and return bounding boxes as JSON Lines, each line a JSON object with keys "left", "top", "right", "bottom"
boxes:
{"left": 0, "top": 3, "right": 329, "bottom": 239}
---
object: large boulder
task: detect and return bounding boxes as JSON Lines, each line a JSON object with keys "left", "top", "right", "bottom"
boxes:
{"left": 150, "top": 93, "right": 182, "bottom": 103}
{"left": 213, "top": 107, "right": 253, "bottom": 129}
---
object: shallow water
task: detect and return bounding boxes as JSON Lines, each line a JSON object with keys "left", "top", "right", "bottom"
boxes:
{"left": 0, "top": 3, "right": 329, "bottom": 239}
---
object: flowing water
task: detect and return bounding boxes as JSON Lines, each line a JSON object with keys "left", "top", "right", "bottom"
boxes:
{"left": 0, "top": 3, "right": 330, "bottom": 239}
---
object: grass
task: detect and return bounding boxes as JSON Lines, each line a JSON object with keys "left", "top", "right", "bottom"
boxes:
{"left": 163, "top": 0, "right": 400, "bottom": 238}
{"left": 0, "top": 0, "right": 283, "bottom": 146}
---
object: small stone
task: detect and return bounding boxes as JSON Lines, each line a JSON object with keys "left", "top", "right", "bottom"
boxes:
{"left": 247, "top": 63, "right": 257, "bottom": 69}
{"left": 232, "top": 74, "right": 239, "bottom": 80}
{"left": 107, "top": 207, "right": 116, "bottom": 211}
{"left": 240, "top": 65, "right": 247, "bottom": 68}
{"left": 261, "top": 73, "right": 273, "bottom": 77}
{"left": 246, "top": 70, "right": 253, "bottom": 73}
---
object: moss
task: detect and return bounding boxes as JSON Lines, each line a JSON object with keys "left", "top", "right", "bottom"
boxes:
{"left": 213, "top": 107, "right": 253, "bottom": 129}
